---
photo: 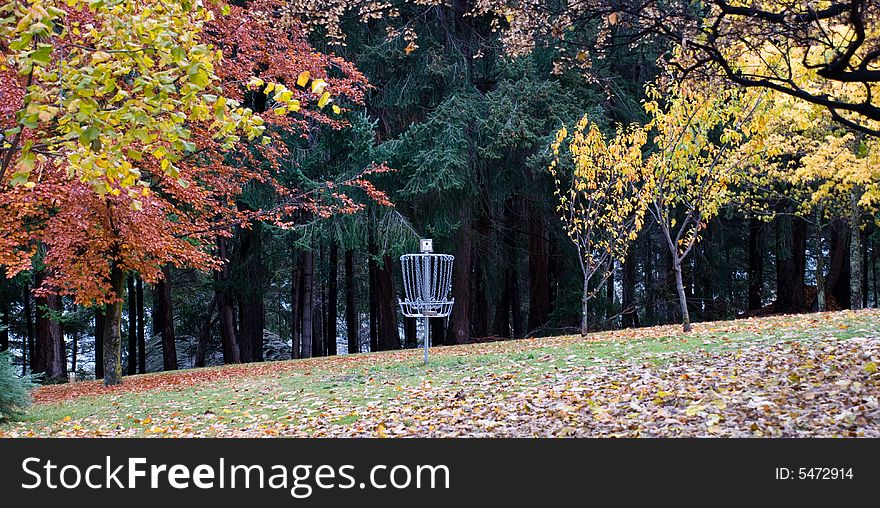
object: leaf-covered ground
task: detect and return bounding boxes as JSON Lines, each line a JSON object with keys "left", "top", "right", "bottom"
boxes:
{"left": 2, "top": 310, "right": 878, "bottom": 438}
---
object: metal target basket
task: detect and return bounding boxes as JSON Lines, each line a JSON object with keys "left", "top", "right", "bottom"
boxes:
{"left": 399, "top": 253, "right": 455, "bottom": 318}
{"left": 398, "top": 239, "right": 454, "bottom": 363}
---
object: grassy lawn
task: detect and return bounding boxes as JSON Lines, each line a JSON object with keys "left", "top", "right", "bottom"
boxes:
{"left": 2, "top": 309, "right": 878, "bottom": 437}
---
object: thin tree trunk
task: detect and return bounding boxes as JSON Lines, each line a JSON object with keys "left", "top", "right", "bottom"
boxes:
{"left": 34, "top": 271, "right": 66, "bottom": 382}
{"left": 368, "top": 254, "right": 378, "bottom": 353}
{"left": 606, "top": 261, "right": 615, "bottom": 327}
{"left": 622, "top": 250, "right": 639, "bottom": 328}
{"left": 103, "top": 266, "right": 125, "bottom": 386}
{"left": 156, "top": 266, "right": 177, "bottom": 371}
{"left": 509, "top": 254, "right": 523, "bottom": 339}
{"left": 376, "top": 254, "right": 400, "bottom": 350}
{"left": 862, "top": 230, "right": 869, "bottom": 309}
{"left": 873, "top": 237, "right": 878, "bottom": 307}
{"left": 136, "top": 276, "right": 145, "bottom": 374}
{"left": 291, "top": 250, "right": 303, "bottom": 359}
{"left": 850, "top": 192, "right": 863, "bottom": 310}
{"left": 816, "top": 224, "right": 826, "bottom": 312}
{"left": 344, "top": 250, "right": 358, "bottom": 354}
{"left": 71, "top": 332, "right": 78, "bottom": 379}
{"left": 494, "top": 278, "right": 510, "bottom": 338}
{"left": 368, "top": 228, "right": 378, "bottom": 353}
{"left": 673, "top": 260, "right": 691, "bottom": 333}
{"left": 580, "top": 274, "right": 590, "bottom": 336}
{"left": 94, "top": 306, "right": 104, "bottom": 379}
{"left": 127, "top": 275, "right": 137, "bottom": 375}
{"left": 0, "top": 287, "right": 8, "bottom": 352}
{"left": 301, "top": 251, "right": 314, "bottom": 358}
{"left": 23, "top": 283, "right": 35, "bottom": 373}
{"left": 327, "top": 243, "right": 338, "bottom": 355}
{"left": 748, "top": 218, "right": 763, "bottom": 311}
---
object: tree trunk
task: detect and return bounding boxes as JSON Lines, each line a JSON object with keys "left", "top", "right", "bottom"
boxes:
{"left": 404, "top": 318, "right": 417, "bottom": 348}
{"left": 828, "top": 219, "right": 851, "bottom": 308}
{"left": 673, "top": 261, "right": 692, "bottom": 332}
{"left": 376, "top": 254, "right": 400, "bottom": 350}
{"left": 494, "top": 277, "right": 510, "bottom": 338}
{"left": 368, "top": 229, "right": 378, "bottom": 353}
{"left": 605, "top": 261, "right": 615, "bottom": 327}
{"left": 34, "top": 271, "right": 66, "bottom": 382}
{"left": 873, "top": 237, "right": 878, "bottom": 307}
{"left": 136, "top": 276, "right": 145, "bottom": 374}
{"left": 127, "top": 275, "right": 137, "bottom": 375}
{"left": 816, "top": 225, "right": 827, "bottom": 312}
{"left": 850, "top": 193, "right": 863, "bottom": 310}
{"left": 472, "top": 264, "right": 489, "bottom": 338}
{"left": 446, "top": 203, "right": 472, "bottom": 345}
{"left": 0, "top": 287, "right": 8, "bottom": 352}
{"left": 291, "top": 250, "right": 303, "bottom": 359}
{"left": 301, "top": 251, "right": 314, "bottom": 358}
{"left": 775, "top": 215, "right": 807, "bottom": 312}
{"left": 748, "top": 218, "right": 764, "bottom": 311}
{"left": 621, "top": 250, "right": 639, "bottom": 328}
{"left": 526, "top": 202, "right": 550, "bottom": 332}
{"left": 238, "top": 223, "right": 265, "bottom": 362}
{"left": 345, "top": 250, "right": 358, "bottom": 354}
{"left": 216, "top": 237, "right": 240, "bottom": 364}
{"left": 327, "top": 243, "right": 338, "bottom": 355}
{"left": 103, "top": 266, "right": 125, "bottom": 386}
{"left": 71, "top": 332, "right": 77, "bottom": 378}
{"left": 314, "top": 258, "right": 325, "bottom": 357}
{"left": 23, "top": 283, "right": 35, "bottom": 373}
{"left": 580, "top": 274, "right": 590, "bottom": 336}
{"left": 155, "top": 267, "right": 178, "bottom": 370}
{"left": 94, "top": 306, "right": 104, "bottom": 379}
{"left": 862, "top": 229, "right": 869, "bottom": 308}
{"left": 431, "top": 317, "right": 445, "bottom": 346}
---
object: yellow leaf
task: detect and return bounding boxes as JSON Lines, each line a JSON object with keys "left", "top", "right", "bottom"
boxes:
{"left": 318, "top": 92, "right": 331, "bottom": 109}
{"left": 24, "top": 181, "right": 36, "bottom": 189}
{"left": 332, "top": 104, "right": 341, "bottom": 115}
{"left": 311, "top": 79, "right": 327, "bottom": 94}
{"left": 866, "top": 362, "right": 878, "bottom": 374}
{"left": 142, "top": 416, "right": 152, "bottom": 425}
{"left": 297, "top": 71, "right": 310, "bottom": 87}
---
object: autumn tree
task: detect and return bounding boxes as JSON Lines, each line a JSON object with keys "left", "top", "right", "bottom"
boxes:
{"left": 550, "top": 115, "right": 649, "bottom": 335}
{"left": 641, "top": 81, "right": 769, "bottom": 332}
{"left": 0, "top": 0, "right": 380, "bottom": 384}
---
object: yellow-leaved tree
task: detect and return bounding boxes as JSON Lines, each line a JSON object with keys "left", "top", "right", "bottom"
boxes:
{"left": 642, "top": 81, "right": 771, "bottom": 332}
{"left": 549, "top": 115, "right": 650, "bottom": 335}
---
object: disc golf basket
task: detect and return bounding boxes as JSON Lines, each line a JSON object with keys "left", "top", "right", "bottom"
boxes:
{"left": 399, "top": 239, "right": 454, "bottom": 364}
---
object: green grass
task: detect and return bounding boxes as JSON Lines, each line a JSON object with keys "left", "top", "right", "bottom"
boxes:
{"left": 2, "top": 309, "right": 878, "bottom": 437}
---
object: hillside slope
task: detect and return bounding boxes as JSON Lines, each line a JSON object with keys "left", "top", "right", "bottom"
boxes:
{"left": 2, "top": 310, "right": 878, "bottom": 438}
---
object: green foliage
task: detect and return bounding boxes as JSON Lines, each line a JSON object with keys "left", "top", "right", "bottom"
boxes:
{"left": 0, "top": 351, "right": 34, "bottom": 422}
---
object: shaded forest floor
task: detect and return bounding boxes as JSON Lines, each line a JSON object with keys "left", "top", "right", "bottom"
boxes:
{"left": 2, "top": 309, "right": 879, "bottom": 437}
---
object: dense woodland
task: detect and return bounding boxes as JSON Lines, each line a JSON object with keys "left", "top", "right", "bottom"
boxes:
{"left": 2, "top": 1, "right": 879, "bottom": 384}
